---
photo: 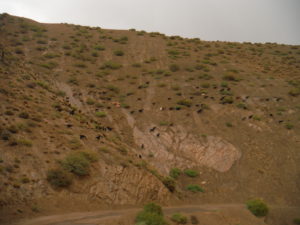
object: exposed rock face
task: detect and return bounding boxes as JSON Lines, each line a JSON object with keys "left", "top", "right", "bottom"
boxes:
{"left": 131, "top": 122, "right": 241, "bottom": 174}
{"left": 82, "top": 164, "right": 171, "bottom": 205}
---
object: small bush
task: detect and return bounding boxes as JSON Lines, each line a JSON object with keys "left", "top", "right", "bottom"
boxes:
{"left": 186, "top": 184, "right": 204, "bottom": 193}
{"left": 60, "top": 151, "right": 98, "bottom": 176}
{"left": 16, "top": 138, "right": 32, "bottom": 147}
{"left": 289, "top": 88, "right": 300, "bottom": 97}
{"left": 169, "top": 168, "right": 181, "bottom": 179}
{"left": 19, "top": 112, "right": 29, "bottom": 119}
{"left": 169, "top": 64, "right": 180, "bottom": 72}
{"left": 246, "top": 199, "right": 269, "bottom": 217}
{"left": 222, "top": 74, "right": 239, "bottom": 82}
{"left": 177, "top": 99, "right": 192, "bottom": 107}
{"left": 95, "top": 111, "right": 107, "bottom": 117}
{"left": 101, "top": 61, "right": 122, "bottom": 70}
{"left": 162, "top": 176, "right": 176, "bottom": 192}
{"left": 94, "top": 45, "right": 105, "bottom": 51}
{"left": 106, "top": 84, "right": 120, "bottom": 93}
{"left": 285, "top": 123, "right": 294, "bottom": 130}
{"left": 184, "top": 169, "right": 198, "bottom": 177}
{"left": 220, "top": 96, "right": 234, "bottom": 104}
{"left": 47, "top": 169, "right": 72, "bottom": 188}
{"left": 143, "top": 203, "right": 163, "bottom": 215}
{"left": 135, "top": 203, "right": 167, "bottom": 225}
{"left": 114, "top": 50, "right": 124, "bottom": 56}
{"left": 171, "top": 213, "right": 187, "bottom": 224}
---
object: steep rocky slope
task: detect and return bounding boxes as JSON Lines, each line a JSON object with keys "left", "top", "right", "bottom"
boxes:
{"left": 0, "top": 13, "right": 299, "bottom": 223}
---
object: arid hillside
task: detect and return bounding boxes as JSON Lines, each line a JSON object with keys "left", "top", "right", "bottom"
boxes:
{"left": 0, "top": 13, "right": 299, "bottom": 224}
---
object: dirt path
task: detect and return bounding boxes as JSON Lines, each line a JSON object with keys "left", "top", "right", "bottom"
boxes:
{"left": 12, "top": 204, "right": 244, "bottom": 225}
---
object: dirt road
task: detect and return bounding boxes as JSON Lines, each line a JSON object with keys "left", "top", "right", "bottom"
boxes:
{"left": 12, "top": 204, "right": 242, "bottom": 225}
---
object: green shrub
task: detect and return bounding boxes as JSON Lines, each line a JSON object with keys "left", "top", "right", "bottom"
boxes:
{"left": 184, "top": 169, "right": 198, "bottom": 177}
{"left": 220, "top": 96, "right": 234, "bottom": 104}
{"left": 114, "top": 50, "right": 124, "bottom": 56}
{"left": 186, "top": 184, "right": 204, "bottom": 193}
{"left": 162, "top": 176, "right": 176, "bottom": 192}
{"left": 86, "top": 98, "right": 95, "bottom": 105}
{"left": 285, "top": 123, "right": 294, "bottom": 130}
{"left": 60, "top": 151, "right": 98, "bottom": 176}
{"left": 143, "top": 203, "right": 163, "bottom": 215}
{"left": 169, "top": 168, "right": 181, "bottom": 179}
{"left": 289, "top": 88, "right": 300, "bottom": 97}
{"left": 95, "top": 111, "right": 107, "bottom": 117}
{"left": 101, "top": 61, "right": 122, "bottom": 70}
{"left": 135, "top": 212, "right": 167, "bottom": 225}
{"left": 94, "top": 45, "right": 105, "bottom": 51}
{"left": 171, "top": 213, "right": 187, "bottom": 224}
{"left": 135, "top": 203, "right": 167, "bottom": 225}
{"left": 246, "top": 199, "right": 269, "bottom": 217}
{"left": 16, "top": 138, "right": 32, "bottom": 147}
{"left": 47, "top": 168, "right": 72, "bottom": 187}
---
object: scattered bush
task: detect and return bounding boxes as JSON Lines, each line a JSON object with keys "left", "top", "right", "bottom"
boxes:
{"left": 106, "top": 84, "right": 120, "bottom": 93}
{"left": 162, "top": 176, "right": 176, "bottom": 192}
{"left": 19, "top": 112, "right": 29, "bottom": 119}
{"left": 0, "top": 129, "right": 11, "bottom": 140}
{"left": 285, "top": 123, "right": 294, "bottom": 130}
{"left": 220, "top": 96, "right": 234, "bottom": 104}
{"left": 16, "top": 138, "right": 32, "bottom": 147}
{"left": 222, "top": 74, "right": 239, "bottom": 82}
{"left": 169, "top": 168, "right": 181, "bottom": 179}
{"left": 47, "top": 168, "right": 72, "bottom": 188}
{"left": 101, "top": 61, "right": 122, "bottom": 70}
{"left": 114, "top": 50, "right": 124, "bottom": 56}
{"left": 171, "top": 213, "right": 187, "bottom": 224}
{"left": 289, "top": 88, "right": 300, "bottom": 97}
{"left": 246, "top": 199, "right": 269, "bottom": 217}
{"left": 60, "top": 151, "right": 98, "bottom": 176}
{"left": 95, "top": 111, "right": 107, "bottom": 118}
{"left": 177, "top": 99, "right": 192, "bottom": 107}
{"left": 186, "top": 184, "right": 204, "bottom": 193}
{"left": 94, "top": 45, "right": 105, "bottom": 51}
{"left": 135, "top": 203, "right": 167, "bottom": 225}
{"left": 184, "top": 169, "right": 199, "bottom": 177}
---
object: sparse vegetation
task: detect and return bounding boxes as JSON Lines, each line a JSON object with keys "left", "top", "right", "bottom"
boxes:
{"left": 171, "top": 213, "right": 187, "bottom": 224}
{"left": 162, "top": 176, "right": 176, "bottom": 192}
{"left": 184, "top": 169, "right": 198, "bottom": 177}
{"left": 60, "top": 151, "right": 98, "bottom": 176}
{"left": 186, "top": 184, "right": 204, "bottom": 193}
{"left": 114, "top": 49, "right": 124, "bottom": 56}
{"left": 135, "top": 203, "right": 167, "bottom": 225}
{"left": 246, "top": 199, "right": 269, "bottom": 217}
{"left": 47, "top": 168, "right": 72, "bottom": 188}
{"left": 169, "top": 168, "right": 181, "bottom": 179}
{"left": 177, "top": 99, "right": 192, "bottom": 107}
{"left": 95, "top": 111, "right": 107, "bottom": 117}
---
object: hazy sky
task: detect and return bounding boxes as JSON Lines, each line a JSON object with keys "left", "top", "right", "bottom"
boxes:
{"left": 1, "top": 0, "right": 299, "bottom": 45}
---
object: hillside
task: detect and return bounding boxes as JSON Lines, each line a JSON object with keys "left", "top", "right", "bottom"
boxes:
{"left": 0, "top": 13, "right": 299, "bottom": 224}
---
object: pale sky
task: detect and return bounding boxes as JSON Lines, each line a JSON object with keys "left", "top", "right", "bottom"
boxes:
{"left": 1, "top": 0, "right": 299, "bottom": 45}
